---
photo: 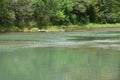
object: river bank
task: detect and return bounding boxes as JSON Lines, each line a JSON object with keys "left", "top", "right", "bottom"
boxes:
{"left": 65, "top": 23, "right": 120, "bottom": 32}
{"left": 0, "top": 23, "right": 120, "bottom": 32}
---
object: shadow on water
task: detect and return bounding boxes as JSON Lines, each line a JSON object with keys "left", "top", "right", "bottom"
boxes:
{"left": 106, "top": 30, "right": 120, "bottom": 34}
{"left": 68, "top": 36, "right": 120, "bottom": 41}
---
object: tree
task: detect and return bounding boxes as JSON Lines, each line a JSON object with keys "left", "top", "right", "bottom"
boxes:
{"left": 96, "top": 0, "right": 120, "bottom": 23}
{"left": 0, "top": 0, "right": 14, "bottom": 29}
{"left": 9, "top": 0, "right": 34, "bottom": 28}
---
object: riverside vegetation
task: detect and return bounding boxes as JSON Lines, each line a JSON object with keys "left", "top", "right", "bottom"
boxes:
{"left": 0, "top": 0, "right": 120, "bottom": 32}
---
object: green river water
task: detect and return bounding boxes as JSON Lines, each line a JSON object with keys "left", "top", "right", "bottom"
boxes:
{"left": 0, "top": 29, "right": 120, "bottom": 80}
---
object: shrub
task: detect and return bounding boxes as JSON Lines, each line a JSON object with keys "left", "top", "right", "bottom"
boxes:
{"left": 30, "top": 27, "right": 39, "bottom": 32}
{"left": 23, "top": 28, "right": 29, "bottom": 32}
{"left": 9, "top": 26, "right": 20, "bottom": 31}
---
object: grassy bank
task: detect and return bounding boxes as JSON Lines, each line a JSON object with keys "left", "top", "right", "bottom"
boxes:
{"left": 24, "top": 26, "right": 65, "bottom": 32}
{"left": 0, "top": 26, "right": 65, "bottom": 32}
{"left": 85, "top": 23, "right": 120, "bottom": 28}
{"left": 65, "top": 23, "right": 120, "bottom": 32}
{"left": 0, "top": 23, "right": 120, "bottom": 32}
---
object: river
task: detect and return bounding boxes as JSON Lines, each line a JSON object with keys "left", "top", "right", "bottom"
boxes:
{"left": 0, "top": 29, "right": 120, "bottom": 80}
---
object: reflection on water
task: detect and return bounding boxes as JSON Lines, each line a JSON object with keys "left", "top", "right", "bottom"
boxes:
{"left": 0, "top": 30, "right": 120, "bottom": 80}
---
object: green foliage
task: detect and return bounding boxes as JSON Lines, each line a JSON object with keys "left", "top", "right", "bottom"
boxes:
{"left": 9, "top": 26, "right": 20, "bottom": 31}
{"left": 0, "top": 0, "right": 120, "bottom": 31}
{"left": 9, "top": 0, "right": 34, "bottom": 28}
{"left": 33, "top": 0, "right": 64, "bottom": 27}
{"left": 70, "top": 14, "right": 77, "bottom": 24}
{"left": 56, "top": 11, "right": 66, "bottom": 21}
{"left": 0, "top": 0, "right": 14, "bottom": 27}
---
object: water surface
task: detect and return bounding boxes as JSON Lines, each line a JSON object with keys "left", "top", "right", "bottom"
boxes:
{"left": 0, "top": 30, "right": 120, "bottom": 80}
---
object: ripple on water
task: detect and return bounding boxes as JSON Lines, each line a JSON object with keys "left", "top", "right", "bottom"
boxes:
{"left": 0, "top": 40, "right": 91, "bottom": 50}
{"left": 90, "top": 40, "right": 120, "bottom": 50}
{"left": 0, "top": 39, "right": 120, "bottom": 51}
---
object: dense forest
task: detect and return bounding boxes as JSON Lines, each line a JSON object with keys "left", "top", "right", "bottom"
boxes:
{"left": 0, "top": 0, "right": 120, "bottom": 31}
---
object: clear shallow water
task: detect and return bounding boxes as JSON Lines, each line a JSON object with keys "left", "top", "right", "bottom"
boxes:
{"left": 0, "top": 30, "right": 120, "bottom": 80}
